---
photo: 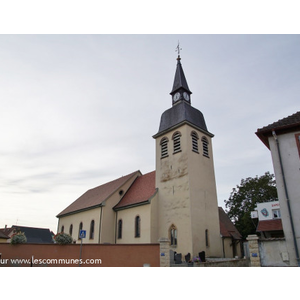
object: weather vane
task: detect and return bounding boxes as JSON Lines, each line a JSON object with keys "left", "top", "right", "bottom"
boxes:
{"left": 175, "top": 41, "right": 182, "bottom": 57}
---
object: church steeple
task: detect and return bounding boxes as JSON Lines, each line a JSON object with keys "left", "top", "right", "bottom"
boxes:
{"left": 153, "top": 46, "right": 212, "bottom": 139}
{"left": 170, "top": 44, "right": 192, "bottom": 105}
{"left": 154, "top": 45, "right": 222, "bottom": 259}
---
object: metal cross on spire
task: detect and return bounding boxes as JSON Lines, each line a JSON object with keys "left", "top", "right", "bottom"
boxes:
{"left": 175, "top": 41, "right": 182, "bottom": 58}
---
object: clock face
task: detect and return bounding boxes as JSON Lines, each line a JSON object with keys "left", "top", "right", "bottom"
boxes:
{"left": 173, "top": 92, "right": 180, "bottom": 102}
{"left": 183, "top": 92, "right": 190, "bottom": 101}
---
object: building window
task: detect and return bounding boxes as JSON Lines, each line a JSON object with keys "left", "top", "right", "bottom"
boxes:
{"left": 272, "top": 209, "right": 281, "bottom": 219}
{"left": 191, "top": 131, "right": 199, "bottom": 152}
{"left": 61, "top": 225, "right": 64, "bottom": 233}
{"left": 169, "top": 224, "right": 177, "bottom": 246}
{"left": 135, "top": 216, "right": 141, "bottom": 238}
{"left": 205, "top": 229, "right": 209, "bottom": 247}
{"left": 90, "top": 220, "right": 95, "bottom": 239}
{"left": 173, "top": 131, "right": 181, "bottom": 153}
{"left": 160, "top": 137, "right": 169, "bottom": 158}
{"left": 295, "top": 133, "right": 300, "bottom": 158}
{"left": 69, "top": 224, "right": 73, "bottom": 236}
{"left": 118, "top": 219, "right": 122, "bottom": 239}
{"left": 78, "top": 222, "right": 83, "bottom": 239}
{"left": 201, "top": 137, "right": 209, "bottom": 157}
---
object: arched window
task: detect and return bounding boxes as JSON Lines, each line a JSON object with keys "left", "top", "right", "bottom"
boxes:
{"left": 90, "top": 220, "right": 95, "bottom": 239}
{"left": 169, "top": 224, "right": 177, "bottom": 246}
{"left": 78, "top": 222, "right": 83, "bottom": 239}
{"left": 69, "top": 224, "right": 73, "bottom": 236}
{"left": 118, "top": 219, "right": 122, "bottom": 239}
{"left": 191, "top": 131, "right": 199, "bottom": 152}
{"left": 160, "top": 137, "right": 169, "bottom": 158}
{"left": 172, "top": 131, "right": 181, "bottom": 153}
{"left": 205, "top": 229, "right": 209, "bottom": 247}
{"left": 135, "top": 216, "right": 140, "bottom": 238}
{"left": 61, "top": 225, "right": 64, "bottom": 233}
{"left": 201, "top": 136, "right": 209, "bottom": 157}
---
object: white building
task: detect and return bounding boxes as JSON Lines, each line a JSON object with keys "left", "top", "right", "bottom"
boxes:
{"left": 256, "top": 111, "right": 300, "bottom": 266}
{"left": 251, "top": 201, "right": 284, "bottom": 239}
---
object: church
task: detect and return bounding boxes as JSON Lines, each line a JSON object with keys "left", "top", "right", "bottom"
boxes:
{"left": 57, "top": 52, "right": 240, "bottom": 259}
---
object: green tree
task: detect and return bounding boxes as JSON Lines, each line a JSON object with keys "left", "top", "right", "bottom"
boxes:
{"left": 224, "top": 172, "right": 278, "bottom": 239}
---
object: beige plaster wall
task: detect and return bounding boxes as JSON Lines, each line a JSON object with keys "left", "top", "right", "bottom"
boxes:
{"left": 100, "top": 172, "right": 140, "bottom": 243}
{"left": 150, "top": 193, "right": 159, "bottom": 243}
{"left": 116, "top": 204, "right": 151, "bottom": 244}
{"left": 57, "top": 207, "right": 101, "bottom": 243}
{"left": 187, "top": 126, "right": 222, "bottom": 257}
{"left": 222, "top": 238, "right": 242, "bottom": 258}
{"left": 155, "top": 125, "right": 193, "bottom": 256}
{"left": 155, "top": 123, "right": 222, "bottom": 257}
{"left": 57, "top": 172, "right": 140, "bottom": 244}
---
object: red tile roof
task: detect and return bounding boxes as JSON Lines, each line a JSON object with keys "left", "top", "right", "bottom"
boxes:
{"left": 256, "top": 219, "right": 283, "bottom": 232}
{"left": 56, "top": 171, "right": 140, "bottom": 217}
{"left": 219, "top": 207, "right": 242, "bottom": 239}
{"left": 256, "top": 111, "right": 300, "bottom": 148}
{"left": 114, "top": 171, "right": 157, "bottom": 210}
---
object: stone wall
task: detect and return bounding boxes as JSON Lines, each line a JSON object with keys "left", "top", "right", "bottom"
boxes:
{"left": 246, "top": 235, "right": 261, "bottom": 267}
{"left": 159, "top": 237, "right": 170, "bottom": 267}
{"left": 259, "top": 238, "right": 290, "bottom": 267}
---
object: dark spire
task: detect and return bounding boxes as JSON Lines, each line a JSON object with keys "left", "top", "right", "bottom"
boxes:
{"left": 170, "top": 43, "right": 192, "bottom": 106}
{"left": 170, "top": 56, "right": 192, "bottom": 95}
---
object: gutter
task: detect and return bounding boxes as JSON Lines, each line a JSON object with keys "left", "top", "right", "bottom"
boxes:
{"left": 98, "top": 206, "right": 103, "bottom": 244}
{"left": 272, "top": 130, "right": 300, "bottom": 266}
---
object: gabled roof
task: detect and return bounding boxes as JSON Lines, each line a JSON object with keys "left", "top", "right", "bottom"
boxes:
{"left": 0, "top": 229, "right": 10, "bottom": 239}
{"left": 114, "top": 171, "right": 157, "bottom": 210}
{"left": 219, "top": 207, "right": 242, "bottom": 240}
{"left": 256, "top": 219, "right": 283, "bottom": 232}
{"left": 256, "top": 111, "right": 300, "bottom": 149}
{"left": 57, "top": 171, "right": 140, "bottom": 217}
{"left": 11, "top": 225, "right": 53, "bottom": 244}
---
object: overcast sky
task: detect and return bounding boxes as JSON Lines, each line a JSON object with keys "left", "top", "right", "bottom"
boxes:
{"left": 0, "top": 34, "right": 299, "bottom": 232}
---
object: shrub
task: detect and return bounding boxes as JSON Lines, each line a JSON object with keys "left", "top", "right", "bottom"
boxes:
{"left": 54, "top": 232, "right": 73, "bottom": 244}
{"left": 10, "top": 232, "right": 27, "bottom": 244}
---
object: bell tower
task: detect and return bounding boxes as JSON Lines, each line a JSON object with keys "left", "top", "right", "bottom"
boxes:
{"left": 153, "top": 49, "right": 222, "bottom": 258}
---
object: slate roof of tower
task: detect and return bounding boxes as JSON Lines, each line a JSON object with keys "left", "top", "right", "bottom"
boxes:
{"left": 170, "top": 56, "right": 192, "bottom": 94}
{"left": 153, "top": 101, "right": 212, "bottom": 138}
{"left": 114, "top": 171, "right": 157, "bottom": 210}
{"left": 154, "top": 55, "right": 212, "bottom": 138}
{"left": 256, "top": 111, "right": 300, "bottom": 148}
{"left": 218, "top": 207, "right": 242, "bottom": 240}
{"left": 56, "top": 171, "right": 140, "bottom": 217}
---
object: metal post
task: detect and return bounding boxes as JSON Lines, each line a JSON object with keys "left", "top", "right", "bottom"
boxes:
{"left": 79, "top": 237, "right": 83, "bottom": 267}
